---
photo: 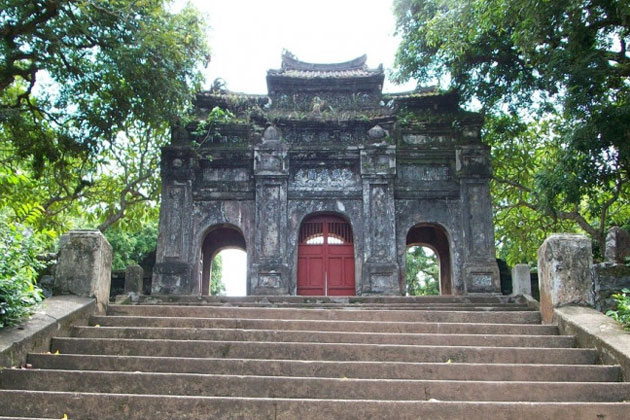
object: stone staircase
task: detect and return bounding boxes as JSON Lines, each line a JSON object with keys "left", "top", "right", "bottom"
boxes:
{"left": 1, "top": 296, "right": 629, "bottom": 419}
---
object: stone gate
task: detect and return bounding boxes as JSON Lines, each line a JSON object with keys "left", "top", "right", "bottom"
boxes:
{"left": 152, "top": 52, "right": 500, "bottom": 296}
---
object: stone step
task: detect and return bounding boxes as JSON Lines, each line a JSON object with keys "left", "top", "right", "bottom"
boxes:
{"left": 3, "top": 369, "right": 630, "bottom": 402}
{"left": 135, "top": 302, "right": 533, "bottom": 311}
{"left": 49, "top": 337, "right": 597, "bottom": 364}
{"left": 0, "top": 418, "right": 58, "bottom": 420}
{"left": 142, "top": 304, "right": 534, "bottom": 311}
{"left": 108, "top": 304, "right": 542, "bottom": 324}
{"left": 142, "top": 295, "right": 518, "bottom": 305}
{"left": 70, "top": 326, "right": 575, "bottom": 348}
{"left": 91, "top": 315, "right": 559, "bottom": 335}
{"left": 1, "top": 390, "right": 630, "bottom": 419}
{"left": 27, "top": 354, "right": 622, "bottom": 382}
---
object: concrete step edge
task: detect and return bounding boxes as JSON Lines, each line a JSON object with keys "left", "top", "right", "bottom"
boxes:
{"left": 72, "top": 326, "right": 573, "bottom": 341}
{"left": 26, "top": 353, "right": 620, "bottom": 371}
{"left": 91, "top": 315, "right": 554, "bottom": 330}
{"left": 51, "top": 336, "right": 590, "bottom": 352}
{"left": 7, "top": 367, "right": 626, "bottom": 385}
{"left": 3, "top": 390, "right": 630, "bottom": 420}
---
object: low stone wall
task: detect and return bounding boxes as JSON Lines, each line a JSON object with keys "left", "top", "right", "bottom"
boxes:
{"left": 0, "top": 296, "right": 96, "bottom": 367}
{"left": 593, "top": 263, "right": 630, "bottom": 312}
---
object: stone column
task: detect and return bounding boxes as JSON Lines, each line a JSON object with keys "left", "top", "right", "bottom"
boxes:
{"left": 55, "top": 230, "right": 112, "bottom": 313}
{"left": 605, "top": 227, "right": 630, "bottom": 264}
{"left": 511, "top": 264, "right": 532, "bottom": 296}
{"left": 537, "top": 234, "right": 594, "bottom": 323}
{"left": 124, "top": 264, "right": 144, "bottom": 295}
{"left": 456, "top": 144, "right": 500, "bottom": 293}
{"left": 251, "top": 126, "right": 290, "bottom": 294}
{"left": 152, "top": 146, "right": 196, "bottom": 294}
{"left": 360, "top": 137, "right": 399, "bottom": 294}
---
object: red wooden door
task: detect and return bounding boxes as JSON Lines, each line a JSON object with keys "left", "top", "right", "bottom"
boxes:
{"left": 297, "top": 215, "right": 355, "bottom": 296}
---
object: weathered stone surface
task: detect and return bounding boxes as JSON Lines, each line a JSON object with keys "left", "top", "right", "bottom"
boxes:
{"left": 605, "top": 226, "right": 630, "bottom": 263}
{"left": 0, "top": 295, "right": 95, "bottom": 367}
{"left": 555, "top": 305, "right": 630, "bottom": 381}
{"left": 55, "top": 230, "right": 112, "bottom": 312}
{"left": 592, "top": 262, "right": 630, "bottom": 311}
{"left": 154, "top": 54, "right": 500, "bottom": 296}
{"left": 512, "top": 264, "right": 532, "bottom": 296}
{"left": 537, "top": 234, "right": 594, "bottom": 323}
{"left": 124, "top": 264, "right": 143, "bottom": 295}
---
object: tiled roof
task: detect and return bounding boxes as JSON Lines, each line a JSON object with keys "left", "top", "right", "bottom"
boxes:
{"left": 268, "top": 68, "right": 382, "bottom": 79}
{"left": 268, "top": 51, "right": 384, "bottom": 79}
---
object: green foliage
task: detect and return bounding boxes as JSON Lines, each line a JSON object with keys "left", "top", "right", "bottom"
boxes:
{"left": 393, "top": 0, "right": 629, "bottom": 258}
{"left": 606, "top": 289, "right": 630, "bottom": 330}
{"left": 0, "top": 214, "right": 46, "bottom": 328}
{"left": 405, "top": 246, "right": 439, "bottom": 295}
{"left": 104, "top": 221, "right": 158, "bottom": 271}
{"left": 0, "top": 0, "right": 210, "bottom": 234}
{"left": 210, "top": 253, "right": 225, "bottom": 296}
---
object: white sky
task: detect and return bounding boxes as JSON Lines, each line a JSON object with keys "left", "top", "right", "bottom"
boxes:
{"left": 183, "top": 0, "right": 415, "bottom": 94}
{"left": 218, "top": 249, "right": 247, "bottom": 296}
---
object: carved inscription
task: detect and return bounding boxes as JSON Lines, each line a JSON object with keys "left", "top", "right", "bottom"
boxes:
{"left": 400, "top": 165, "right": 450, "bottom": 182}
{"left": 370, "top": 185, "right": 388, "bottom": 259}
{"left": 165, "top": 187, "right": 184, "bottom": 257}
{"left": 471, "top": 273, "right": 493, "bottom": 289}
{"left": 403, "top": 134, "right": 449, "bottom": 145}
{"left": 258, "top": 273, "right": 282, "bottom": 288}
{"left": 203, "top": 167, "right": 249, "bottom": 182}
{"left": 469, "top": 185, "right": 491, "bottom": 256}
{"left": 261, "top": 186, "right": 280, "bottom": 257}
{"left": 292, "top": 168, "right": 356, "bottom": 190}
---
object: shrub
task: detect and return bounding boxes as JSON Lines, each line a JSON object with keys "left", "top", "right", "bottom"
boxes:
{"left": 606, "top": 288, "right": 630, "bottom": 330}
{"left": 0, "top": 218, "right": 45, "bottom": 328}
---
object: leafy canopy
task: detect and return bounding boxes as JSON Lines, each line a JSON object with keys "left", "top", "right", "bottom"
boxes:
{"left": 405, "top": 246, "right": 440, "bottom": 295}
{"left": 394, "top": 0, "right": 629, "bottom": 260}
{"left": 0, "top": 0, "right": 210, "bottom": 232}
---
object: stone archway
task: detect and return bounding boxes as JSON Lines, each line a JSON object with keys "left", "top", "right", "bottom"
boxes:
{"left": 406, "top": 224, "right": 452, "bottom": 295}
{"left": 200, "top": 225, "right": 246, "bottom": 295}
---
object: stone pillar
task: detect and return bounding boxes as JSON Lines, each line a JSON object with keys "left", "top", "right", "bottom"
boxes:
{"left": 55, "top": 230, "right": 112, "bottom": 313}
{"left": 511, "top": 264, "right": 532, "bottom": 296}
{"left": 124, "top": 264, "right": 144, "bottom": 294}
{"left": 152, "top": 146, "right": 196, "bottom": 294}
{"left": 456, "top": 144, "right": 500, "bottom": 293}
{"left": 360, "top": 139, "right": 399, "bottom": 294}
{"left": 537, "top": 234, "right": 594, "bottom": 324}
{"left": 605, "top": 227, "right": 630, "bottom": 264}
{"left": 251, "top": 126, "right": 290, "bottom": 294}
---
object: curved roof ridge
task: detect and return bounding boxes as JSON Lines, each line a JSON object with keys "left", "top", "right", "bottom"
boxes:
{"left": 281, "top": 50, "right": 368, "bottom": 72}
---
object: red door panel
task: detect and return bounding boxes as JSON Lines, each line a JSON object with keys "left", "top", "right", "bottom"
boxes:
{"left": 297, "top": 215, "right": 355, "bottom": 296}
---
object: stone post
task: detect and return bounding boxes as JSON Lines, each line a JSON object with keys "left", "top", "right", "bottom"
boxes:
{"left": 55, "top": 230, "right": 112, "bottom": 313}
{"left": 124, "top": 264, "right": 144, "bottom": 294}
{"left": 537, "top": 234, "right": 594, "bottom": 324}
{"left": 360, "top": 137, "right": 400, "bottom": 294}
{"left": 605, "top": 227, "right": 630, "bottom": 264}
{"left": 251, "top": 126, "right": 290, "bottom": 294}
{"left": 152, "top": 146, "right": 196, "bottom": 294}
{"left": 511, "top": 264, "right": 532, "bottom": 296}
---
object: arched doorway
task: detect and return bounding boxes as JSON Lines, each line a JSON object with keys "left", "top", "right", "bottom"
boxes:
{"left": 200, "top": 225, "right": 246, "bottom": 295}
{"left": 297, "top": 214, "right": 355, "bottom": 296}
{"left": 406, "top": 224, "right": 452, "bottom": 295}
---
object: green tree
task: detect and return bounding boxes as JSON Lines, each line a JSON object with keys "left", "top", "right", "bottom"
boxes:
{"left": 393, "top": 0, "right": 629, "bottom": 258}
{"left": 0, "top": 212, "right": 46, "bottom": 327}
{"left": 0, "top": 0, "right": 210, "bottom": 232}
{"left": 104, "top": 221, "right": 158, "bottom": 271}
{"left": 210, "top": 253, "right": 225, "bottom": 296}
{"left": 405, "top": 246, "right": 439, "bottom": 295}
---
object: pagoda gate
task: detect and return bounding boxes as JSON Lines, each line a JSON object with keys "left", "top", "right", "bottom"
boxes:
{"left": 152, "top": 52, "right": 500, "bottom": 296}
